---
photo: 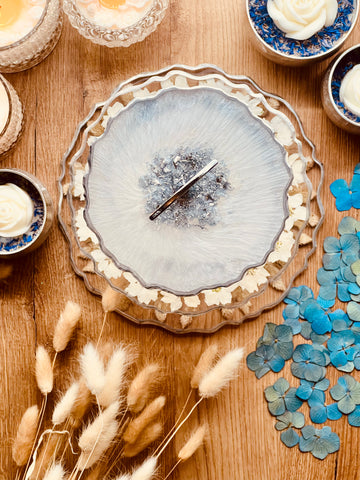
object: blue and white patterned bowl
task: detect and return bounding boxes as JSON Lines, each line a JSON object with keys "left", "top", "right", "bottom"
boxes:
{"left": 246, "top": 0, "right": 359, "bottom": 66}
{"left": 322, "top": 44, "right": 360, "bottom": 135}
{"left": 0, "top": 169, "right": 54, "bottom": 257}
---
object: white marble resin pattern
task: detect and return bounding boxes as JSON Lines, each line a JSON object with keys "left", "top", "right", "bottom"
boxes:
{"left": 85, "top": 87, "right": 292, "bottom": 295}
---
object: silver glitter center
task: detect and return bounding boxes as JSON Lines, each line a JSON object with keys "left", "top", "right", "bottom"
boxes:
{"left": 139, "top": 148, "right": 230, "bottom": 228}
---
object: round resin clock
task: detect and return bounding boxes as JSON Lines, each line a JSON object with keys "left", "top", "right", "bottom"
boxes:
{"left": 58, "top": 65, "right": 324, "bottom": 334}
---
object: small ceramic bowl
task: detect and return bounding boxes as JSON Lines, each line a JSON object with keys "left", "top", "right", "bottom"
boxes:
{"left": 63, "top": 0, "right": 169, "bottom": 48}
{"left": 0, "top": 75, "right": 23, "bottom": 157}
{"left": 245, "top": 0, "right": 359, "bottom": 66}
{"left": 0, "top": 169, "right": 54, "bottom": 257}
{"left": 321, "top": 44, "right": 360, "bottom": 135}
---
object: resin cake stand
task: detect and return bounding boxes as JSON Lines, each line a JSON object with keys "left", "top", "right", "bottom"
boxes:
{"left": 58, "top": 65, "right": 324, "bottom": 334}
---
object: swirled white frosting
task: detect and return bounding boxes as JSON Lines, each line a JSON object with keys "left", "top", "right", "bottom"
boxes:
{"left": 340, "top": 65, "right": 360, "bottom": 118}
{"left": 0, "top": 0, "right": 46, "bottom": 47}
{"left": 76, "top": 0, "right": 154, "bottom": 28}
{"left": 0, "top": 79, "right": 10, "bottom": 134}
{"left": 0, "top": 183, "right": 33, "bottom": 237}
{"left": 267, "top": 0, "right": 338, "bottom": 40}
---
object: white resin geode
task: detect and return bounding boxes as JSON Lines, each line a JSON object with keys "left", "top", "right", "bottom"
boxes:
{"left": 84, "top": 87, "right": 292, "bottom": 296}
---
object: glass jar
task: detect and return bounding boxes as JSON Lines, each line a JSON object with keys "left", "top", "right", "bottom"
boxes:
{"left": 0, "top": 75, "right": 23, "bottom": 157}
{"left": 63, "top": 0, "right": 169, "bottom": 48}
{"left": 0, "top": 0, "right": 63, "bottom": 73}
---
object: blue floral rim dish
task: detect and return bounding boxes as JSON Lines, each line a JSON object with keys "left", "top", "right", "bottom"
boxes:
{"left": 0, "top": 169, "right": 54, "bottom": 257}
{"left": 331, "top": 47, "right": 360, "bottom": 124}
{"left": 247, "top": 0, "right": 358, "bottom": 63}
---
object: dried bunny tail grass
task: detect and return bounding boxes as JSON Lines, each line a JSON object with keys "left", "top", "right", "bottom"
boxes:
{"left": 69, "top": 379, "right": 92, "bottom": 429}
{"left": 123, "top": 422, "right": 163, "bottom": 458}
{"left": 98, "top": 342, "right": 115, "bottom": 364}
{"left": 29, "top": 433, "right": 63, "bottom": 480}
{"left": 79, "top": 401, "right": 119, "bottom": 454}
{"left": 102, "top": 285, "right": 131, "bottom": 313}
{"left": 52, "top": 382, "right": 80, "bottom": 426}
{"left": 131, "top": 457, "right": 157, "bottom": 480}
{"left": 35, "top": 346, "right": 54, "bottom": 395}
{"left": 80, "top": 343, "right": 105, "bottom": 396}
{"left": 12, "top": 405, "right": 39, "bottom": 466}
{"left": 77, "top": 419, "right": 118, "bottom": 470}
{"left": 53, "top": 301, "right": 81, "bottom": 352}
{"left": 191, "top": 344, "right": 218, "bottom": 389}
{"left": 0, "top": 263, "right": 12, "bottom": 280}
{"left": 123, "top": 396, "right": 166, "bottom": 444}
{"left": 43, "top": 463, "right": 65, "bottom": 480}
{"left": 198, "top": 348, "right": 244, "bottom": 398}
{"left": 178, "top": 425, "right": 207, "bottom": 462}
{"left": 127, "top": 364, "right": 163, "bottom": 414}
{"left": 98, "top": 346, "right": 129, "bottom": 408}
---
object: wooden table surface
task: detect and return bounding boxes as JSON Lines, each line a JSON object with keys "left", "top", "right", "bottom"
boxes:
{"left": 1, "top": 1, "right": 360, "bottom": 479}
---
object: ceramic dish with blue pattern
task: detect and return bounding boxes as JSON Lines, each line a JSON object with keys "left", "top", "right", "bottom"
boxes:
{"left": 0, "top": 169, "right": 54, "bottom": 257}
{"left": 246, "top": 0, "right": 359, "bottom": 66}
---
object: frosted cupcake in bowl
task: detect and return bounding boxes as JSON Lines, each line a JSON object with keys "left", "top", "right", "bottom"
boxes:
{"left": 63, "top": 0, "right": 169, "bottom": 47}
{"left": 0, "top": 0, "right": 63, "bottom": 73}
{"left": 246, "top": 0, "right": 359, "bottom": 65}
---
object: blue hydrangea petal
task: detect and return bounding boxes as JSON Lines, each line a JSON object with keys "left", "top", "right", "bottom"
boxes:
{"left": 354, "top": 353, "right": 360, "bottom": 370}
{"left": 308, "top": 390, "right": 326, "bottom": 408}
{"left": 330, "top": 178, "right": 350, "bottom": 197}
{"left": 351, "top": 192, "right": 360, "bottom": 209}
{"left": 268, "top": 398, "right": 286, "bottom": 416}
{"left": 264, "top": 386, "right": 280, "bottom": 402}
{"left": 323, "top": 236, "right": 340, "bottom": 253}
{"left": 283, "top": 317, "right": 302, "bottom": 335}
{"left": 304, "top": 365, "right": 326, "bottom": 383}
{"left": 290, "top": 362, "right": 307, "bottom": 380}
{"left": 349, "top": 383, "right": 360, "bottom": 404}
{"left": 316, "top": 378, "right": 330, "bottom": 391}
{"left": 338, "top": 395, "right": 356, "bottom": 414}
{"left": 348, "top": 406, "right": 360, "bottom": 427}
{"left": 300, "top": 321, "right": 313, "bottom": 340}
{"left": 283, "top": 304, "right": 299, "bottom": 320}
{"left": 309, "top": 350, "right": 327, "bottom": 367}
{"left": 299, "top": 298, "right": 317, "bottom": 318}
{"left": 284, "top": 287, "right": 301, "bottom": 304}
{"left": 326, "top": 403, "right": 342, "bottom": 421}
{"left": 348, "top": 283, "right": 360, "bottom": 295}
{"left": 275, "top": 342, "right": 294, "bottom": 361}
{"left": 338, "top": 284, "right": 352, "bottom": 303}
{"left": 348, "top": 302, "right": 360, "bottom": 322}
{"left": 323, "top": 253, "right": 341, "bottom": 270}
{"left": 255, "top": 344, "right": 275, "bottom": 360}
{"left": 331, "top": 310, "right": 352, "bottom": 332}
{"left": 299, "top": 435, "right": 316, "bottom": 453}
{"left": 310, "top": 405, "right": 327, "bottom": 424}
{"left": 354, "top": 163, "right": 360, "bottom": 175}
{"left": 296, "top": 380, "right": 313, "bottom": 400}
{"left": 317, "top": 268, "right": 337, "bottom": 286}
{"left": 320, "top": 430, "right": 340, "bottom": 454}
{"left": 317, "top": 297, "right": 335, "bottom": 309}
{"left": 351, "top": 259, "right": 360, "bottom": 276}
{"left": 318, "top": 285, "right": 337, "bottom": 302}
{"left": 285, "top": 388, "right": 303, "bottom": 412}
{"left": 292, "top": 412, "right": 305, "bottom": 429}
{"left": 275, "top": 324, "right": 293, "bottom": 343}
{"left": 275, "top": 411, "right": 292, "bottom": 431}
{"left": 268, "top": 355, "right": 285, "bottom": 373}
{"left": 337, "top": 362, "right": 354, "bottom": 373}
{"left": 311, "top": 332, "right": 329, "bottom": 344}
{"left": 312, "top": 315, "right": 332, "bottom": 335}
{"left": 280, "top": 428, "right": 299, "bottom": 448}
{"left": 330, "top": 383, "right": 346, "bottom": 401}
{"left": 301, "top": 425, "right": 316, "bottom": 440}
{"left": 246, "top": 352, "right": 265, "bottom": 371}
{"left": 338, "top": 217, "right": 360, "bottom": 235}
{"left": 330, "top": 350, "right": 349, "bottom": 368}
{"left": 292, "top": 344, "right": 312, "bottom": 362}
{"left": 312, "top": 345, "right": 331, "bottom": 366}
{"left": 261, "top": 323, "right": 277, "bottom": 344}
{"left": 273, "top": 377, "right": 290, "bottom": 395}
{"left": 340, "top": 234, "right": 360, "bottom": 261}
